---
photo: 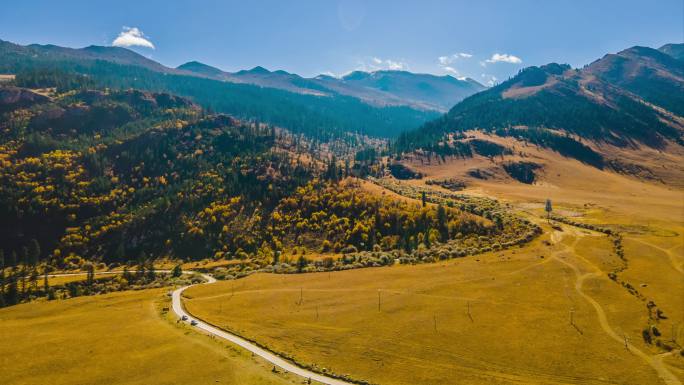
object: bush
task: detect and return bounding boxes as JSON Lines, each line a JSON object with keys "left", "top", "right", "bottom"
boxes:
{"left": 642, "top": 328, "right": 652, "bottom": 344}
{"left": 341, "top": 245, "right": 358, "bottom": 254}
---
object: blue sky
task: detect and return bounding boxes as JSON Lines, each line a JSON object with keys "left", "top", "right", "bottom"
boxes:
{"left": 1, "top": 0, "right": 682, "bottom": 85}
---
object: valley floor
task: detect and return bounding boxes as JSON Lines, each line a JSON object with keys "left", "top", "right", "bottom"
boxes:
{"left": 0, "top": 288, "right": 298, "bottom": 385}
{"left": 182, "top": 176, "right": 684, "bottom": 385}
{"left": 1, "top": 173, "right": 682, "bottom": 385}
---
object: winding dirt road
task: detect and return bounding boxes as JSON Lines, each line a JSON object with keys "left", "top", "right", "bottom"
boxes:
{"left": 171, "top": 273, "right": 355, "bottom": 385}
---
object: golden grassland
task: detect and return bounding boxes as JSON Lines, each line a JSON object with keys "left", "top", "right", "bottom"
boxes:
{"left": 184, "top": 163, "right": 684, "bottom": 384}
{"left": 185, "top": 225, "right": 681, "bottom": 384}
{"left": 42, "top": 274, "right": 121, "bottom": 287}
{"left": 1, "top": 139, "right": 682, "bottom": 384}
{"left": 0, "top": 288, "right": 298, "bottom": 385}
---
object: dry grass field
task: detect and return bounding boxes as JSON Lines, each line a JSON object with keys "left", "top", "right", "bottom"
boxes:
{"left": 0, "top": 289, "right": 298, "bottom": 385}
{"left": 2, "top": 137, "right": 681, "bottom": 385}
{"left": 183, "top": 164, "right": 684, "bottom": 384}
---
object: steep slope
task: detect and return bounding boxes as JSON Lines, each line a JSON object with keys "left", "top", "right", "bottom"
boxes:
{"left": 395, "top": 45, "right": 684, "bottom": 161}
{"left": 585, "top": 45, "right": 684, "bottom": 115}
{"left": 0, "top": 86, "right": 312, "bottom": 263}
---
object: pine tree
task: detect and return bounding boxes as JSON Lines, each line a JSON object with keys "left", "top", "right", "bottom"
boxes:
{"left": 85, "top": 263, "right": 95, "bottom": 286}
{"left": 43, "top": 262, "right": 49, "bottom": 294}
{"left": 6, "top": 270, "right": 19, "bottom": 305}
{"left": 20, "top": 246, "right": 28, "bottom": 296}
{"left": 437, "top": 204, "right": 448, "bottom": 242}
{"left": 123, "top": 266, "right": 133, "bottom": 282}
{"left": 545, "top": 199, "right": 553, "bottom": 222}
{"left": 172, "top": 264, "right": 183, "bottom": 278}
{"left": 146, "top": 261, "right": 156, "bottom": 281}
{"left": 28, "top": 239, "right": 40, "bottom": 265}
{"left": 0, "top": 250, "right": 4, "bottom": 305}
{"left": 297, "top": 255, "right": 308, "bottom": 273}
{"left": 9, "top": 250, "right": 17, "bottom": 269}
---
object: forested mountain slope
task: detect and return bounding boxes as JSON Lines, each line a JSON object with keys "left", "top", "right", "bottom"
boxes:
{"left": 0, "top": 86, "right": 538, "bottom": 287}
{"left": 394, "top": 44, "right": 684, "bottom": 167}
{"left": 0, "top": 39, "right": 439, "bottom": 140}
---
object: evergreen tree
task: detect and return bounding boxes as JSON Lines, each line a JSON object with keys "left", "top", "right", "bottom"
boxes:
{"left": 9, "top": 251, "right": 17, "bottom": 269}
{"left": 136, "top": 264, "right": 146, "bottom": 282}
{"left": 146, "top": 261, "right": 156, "bottom": 281}
{"left": 172, "top": 264, "right": 182, "bottom": 278}
{"left": 20, "top": 246, "right": 28, "bottom": 296}
{"left": 85, "top": 263, "right": 95, "bottom": 286}
{"left": 297, "top": 255, "right": 308, "bottom": 273}
{"left": 6, "top": 278, "right": 18, "bottom": 305}
{"left": 437, "top": 204, "right": 448, "bottom": 242}
{"left": 123, "top": 266, "right": 133, "bottom": 282}
{"left": 0, "top": 250, "right": 4, "bottom": 304}
{"left": 43, "top": 262, "right": 49, "bottom": 294}
{"left": 28, "top": 239, "right": 40, "bottom": 265}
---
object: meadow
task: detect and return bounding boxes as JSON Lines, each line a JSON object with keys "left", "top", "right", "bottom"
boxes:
{"left": 0, "top": 288, "right": 298, "bottom": 385}
{"left": 183, "top": 174, "right": 684, "bottom": 385}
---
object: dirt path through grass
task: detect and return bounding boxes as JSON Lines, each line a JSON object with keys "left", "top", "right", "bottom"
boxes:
{"left": 629, "top": 238, "right": 684, "bottom": 275}
{"left": 550, "top": 228, "right": 682, "bottom": 385}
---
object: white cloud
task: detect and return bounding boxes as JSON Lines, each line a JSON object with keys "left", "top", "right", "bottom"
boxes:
{"left": 438, "top": 52, "right": 473, "bottom": 66}
{"left": 356, "top": 57, "right": 408, "bottom": 72}
{"left": 437, "top": 52, "right": 473, "bottom": 75}
{"left": 317, "top": 71, "right": 340, "bottom": 78}
{"left": 443, "top": 66, "right": 460, "bottom": 75}
{"left": 481, "top": 73, "right": 498, "bottom": 86}
{"left": 386, "top": 60, "right": 406, "bottom": 70}
{"left": 112, "top": 27, "right": 155, "bottom": 49}
{"left": 485, "top": 53, "right": 522, "bottom": 64}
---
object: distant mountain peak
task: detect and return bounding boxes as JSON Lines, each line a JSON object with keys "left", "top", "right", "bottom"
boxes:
{"left": 177, "top": 61, "right": 226, "bottom": 77}
{"left": 658, "top": 43, "right": 684, "bottom": 61}
{"left": 247, "top": 66, "right": 270, "bottom": 74}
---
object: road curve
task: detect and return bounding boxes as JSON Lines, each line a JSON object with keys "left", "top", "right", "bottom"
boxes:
{"left": 171, "top": 274, "right": 355, "bottom": 385}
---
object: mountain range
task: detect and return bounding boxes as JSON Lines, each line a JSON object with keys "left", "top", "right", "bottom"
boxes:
{"left": 0, "top": 39, "right": 483, "bottom": 113}
{"left": 396, "top": 43, "right": 684, "bottom": 156}
{"left": 0, "top": 39, "right": 486, "bottom": 139}
{"left": 177, "top": 61, "right": 485, "bottom": 111}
